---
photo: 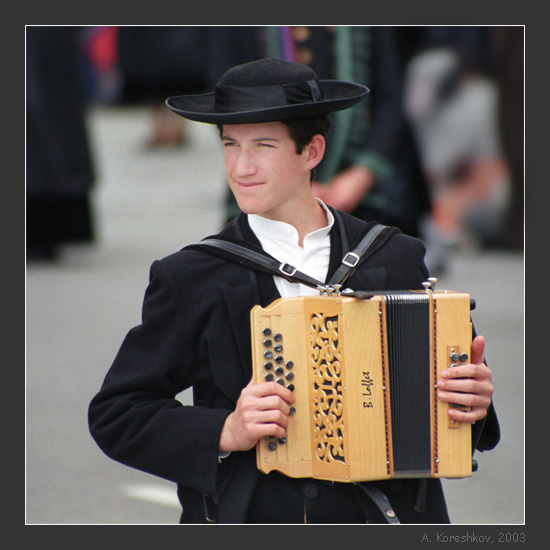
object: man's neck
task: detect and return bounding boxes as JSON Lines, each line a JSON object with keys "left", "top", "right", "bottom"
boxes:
{"left": 260, "top": 195, "right": 329, "bottom": 247}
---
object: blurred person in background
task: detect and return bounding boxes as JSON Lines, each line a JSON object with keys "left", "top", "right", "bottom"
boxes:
{"left": 82, "top": 26, "right": 255, "bottom": 143}
{"left": 492, "top": 26, "right": 524, "bottom": 250}
{"left": 81, "top": 26, "right": 121, "bottom": 104}
{"left": 402, "top": 27, "right": 514, "bottom": 271}
{"left": 26, "top": 26, "right": 96, "bottom": 261}
{"left": 100, "top": 26, "right": 210, "bottom": 147}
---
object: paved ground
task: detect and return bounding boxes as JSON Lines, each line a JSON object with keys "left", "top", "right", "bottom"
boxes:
{"left": 26, "top": 105, "right": 524, "bottom": 525}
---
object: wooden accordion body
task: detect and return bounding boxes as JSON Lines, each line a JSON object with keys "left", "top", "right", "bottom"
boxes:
{"left": 251, "top": 289, "right": 473, "bottom": 483}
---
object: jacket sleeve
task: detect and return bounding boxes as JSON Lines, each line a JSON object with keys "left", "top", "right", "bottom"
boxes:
{"left": 88, "top": 258, "right": 231, "bottom": 496}
{"left": 474, "top": 402, "right": 500, "bottom": 452}
{"left": 372, "top": 231, "right": 430, "bottom": 290}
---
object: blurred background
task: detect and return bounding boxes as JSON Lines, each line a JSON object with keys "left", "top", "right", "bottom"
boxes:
{"left": 26, "top": 25, "right": 524, "bottom": 524}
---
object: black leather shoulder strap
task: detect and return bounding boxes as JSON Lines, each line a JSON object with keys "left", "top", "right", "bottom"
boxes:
{"left": 193, "top": 237, "right": 324, "bottom": 290}
{"left": 328, "top": 222, "right": 390, "bottom": 286}
{"left": 185, "top": 222, "right": 393, "bottom": 291}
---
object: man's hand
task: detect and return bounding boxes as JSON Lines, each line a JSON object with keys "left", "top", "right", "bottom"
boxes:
{"left": 437, "top": 335, "right": 494, "bottom": 423}
{"left": 219, "top": 380, "right": 296, "bottom": 453}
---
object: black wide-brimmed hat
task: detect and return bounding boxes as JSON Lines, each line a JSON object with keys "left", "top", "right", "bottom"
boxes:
{"left": 166, "top": 58, "right": 369, "bottom": 124}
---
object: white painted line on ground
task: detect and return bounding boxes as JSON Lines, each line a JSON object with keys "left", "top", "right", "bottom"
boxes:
{"left": 120, "top": 483, "right": 181, "bottom": 509}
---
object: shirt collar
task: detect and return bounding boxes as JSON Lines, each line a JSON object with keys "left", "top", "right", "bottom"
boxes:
{"left": 248, "top": 199, "right": 334, "bottom": 244}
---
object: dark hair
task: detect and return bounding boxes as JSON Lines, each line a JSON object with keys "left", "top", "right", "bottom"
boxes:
{"left": 281, "top": 113, "right": 332, "bottom": 154}
{"left": 284, "top": 114, "right": 331, "bottom": 181}
{"left": 217, "top": 113, "right": 331, "bottom": 180}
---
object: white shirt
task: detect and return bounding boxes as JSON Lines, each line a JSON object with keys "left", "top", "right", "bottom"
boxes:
{"left": 248, "top": 200, "right": 334, "bottom": 298}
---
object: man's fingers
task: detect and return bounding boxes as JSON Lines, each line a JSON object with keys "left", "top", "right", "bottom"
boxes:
{"left": 244, "top": 380, "right": 296, "bottom": 403}
{"left": 470, "top": 335, "right": 486, "bottom": 365}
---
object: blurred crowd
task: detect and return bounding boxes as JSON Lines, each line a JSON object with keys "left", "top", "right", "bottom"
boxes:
{"left": 26, "top": 26, "right": 524, "bottom": 272}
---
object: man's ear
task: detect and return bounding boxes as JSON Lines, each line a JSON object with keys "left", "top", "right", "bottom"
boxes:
{"left": 305, "top": 134, "right": 326, "bottom": 171}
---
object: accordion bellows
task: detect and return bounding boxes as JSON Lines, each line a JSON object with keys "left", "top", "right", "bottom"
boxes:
{"left": 251, "top": 289, "right": 473, "bottom": 483}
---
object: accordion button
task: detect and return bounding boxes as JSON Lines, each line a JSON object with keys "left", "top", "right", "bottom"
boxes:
{"left": 263, "top": 327, "right": 271, "bottom": 336}
{"left": 267, "top": 441, "right": 277, "bottom": 451}
{"left": 289, "top": 406, "right": 296, "bottom": 415}
{"left": 264, "top": 362, "right": 273, "bottom": 370}
{"left": 286, "top": 372, "right": 294, "bottom": 381}
{"left": 263, "top": 339, "right": 272, "bottom": 347}
{"left": 273, "top": 333, "right": 282, "bottom": 342}
{"left": 274, "top": 343, "right": 283, "bottom": 352}
{"left": 286, "top": 384, "right": 295, "bottom": 392}
{"left": 286, "top": 361, "right": 294, "bottom": 369}
{"left": 459, "top": 353, "right": 469, "bottom": 362}
{"left": 275, "top": 366, "right": 284, "bottom": 375}
{"left": 450, "top": 352, "right": 459, "bottom": 362}
{"left": 265, "top": 373, "right": 274, "bottom": 381}
{"left": 264, "top": 351, "right": 273, "bottom": 359}
{"left": 275, "top": 355, "right": 284, "bottom": 363}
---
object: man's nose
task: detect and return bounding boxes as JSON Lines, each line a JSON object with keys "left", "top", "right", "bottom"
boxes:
{"left": 234, "top": 149, "right": 257, "bottom": 176}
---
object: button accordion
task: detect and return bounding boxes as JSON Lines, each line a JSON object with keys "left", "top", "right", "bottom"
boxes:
{"left": 251, "top": 287, "right": 474, "bottom": 483}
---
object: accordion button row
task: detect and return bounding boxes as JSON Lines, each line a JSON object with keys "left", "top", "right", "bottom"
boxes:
{"left": 450, "top": 351, "right": 469, "bottom": 363}
{"left": 262, "top": 327, "right": 282, "bottom": 341}
{"left": 261, "top": 327, "right": 296, "bottom": 450}
{"left": 262, "top": 331, "right": 295, "bottom": 391}
{"left": 449, "top": 347, "right": 470, "bottom": 412}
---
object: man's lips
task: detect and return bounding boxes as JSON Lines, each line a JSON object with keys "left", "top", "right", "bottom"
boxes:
{"left": 236, "top": 181, "right": 265, "bottom": 188}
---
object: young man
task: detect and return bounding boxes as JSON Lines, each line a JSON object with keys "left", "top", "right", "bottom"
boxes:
{"left": 89, "top": 58, "right": 499, "bottom": 524}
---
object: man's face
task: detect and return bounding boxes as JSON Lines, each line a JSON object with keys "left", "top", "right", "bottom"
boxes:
{"left": 221, "top": 121, "right": 313, "bottom": 220}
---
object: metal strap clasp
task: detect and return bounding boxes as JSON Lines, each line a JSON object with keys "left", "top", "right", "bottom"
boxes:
{"left": 342, "top": 252, "right": 360, "bottom": 268}
{"left": 279, "top": 262, "right": 298, "bottom": 276}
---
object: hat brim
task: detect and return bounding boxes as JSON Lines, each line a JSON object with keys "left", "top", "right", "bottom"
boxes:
{"left": 166, "top": 81, "right": 369, "bottom": 124}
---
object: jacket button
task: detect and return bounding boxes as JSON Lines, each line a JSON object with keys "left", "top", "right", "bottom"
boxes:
{"left": 304, "top": 483, "right": 319, "bottom": 499}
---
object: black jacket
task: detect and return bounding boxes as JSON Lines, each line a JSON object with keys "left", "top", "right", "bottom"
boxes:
{"left": 88, "top": 209, "right": 499, "bottom": 523}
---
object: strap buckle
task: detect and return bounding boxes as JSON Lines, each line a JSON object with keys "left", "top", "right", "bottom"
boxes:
{"left": 342, "top": 252, "right": 360, "bottom": 268}
{"left": 279, "top": 262, "right": 298, "bottom": 277}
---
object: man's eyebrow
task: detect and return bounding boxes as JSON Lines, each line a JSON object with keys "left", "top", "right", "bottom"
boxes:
{"left": 221, "top": 135, "right": 280, "bottom": 143}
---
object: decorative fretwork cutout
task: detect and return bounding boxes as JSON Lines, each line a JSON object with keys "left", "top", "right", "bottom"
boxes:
{"left": 309, "top": 312, "right": 345, "bottom": 464}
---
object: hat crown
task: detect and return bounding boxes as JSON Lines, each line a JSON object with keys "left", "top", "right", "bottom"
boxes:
{"left": 218, "top": 58, "right": 318, "bottom": 88}
{"left": 166, "top": 57, "right": 369, "bottom": 124}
